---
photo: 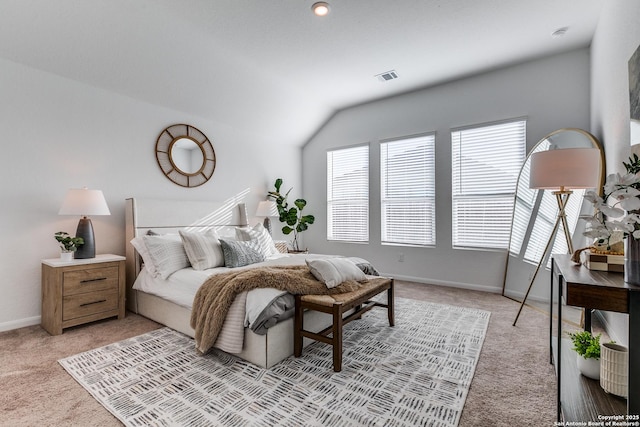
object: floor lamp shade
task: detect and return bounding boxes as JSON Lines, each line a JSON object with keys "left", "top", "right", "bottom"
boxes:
{"left": 58, "top": 188, "right": 111, "bottom": 259}
{"left": 529, "top": 148, "right": 601, "bottom": 190}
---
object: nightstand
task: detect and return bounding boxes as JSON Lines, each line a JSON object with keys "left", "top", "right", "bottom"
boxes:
{"left": 41, "top": 254, "right": 126, "bottom": 335}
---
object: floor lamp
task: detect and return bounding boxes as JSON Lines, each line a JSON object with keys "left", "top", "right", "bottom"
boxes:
{"left": 512, "top": 147, "right": 601, "bottom": 326}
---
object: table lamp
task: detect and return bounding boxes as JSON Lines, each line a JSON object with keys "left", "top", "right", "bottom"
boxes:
{"left": 513, "top": 147, "right": 601, "bottom": 325}
{"left": 58, "top": 188, "right": 111, "bottom": 259}
{"left": 255, "top": 201, "right": 278, "bottom": 234}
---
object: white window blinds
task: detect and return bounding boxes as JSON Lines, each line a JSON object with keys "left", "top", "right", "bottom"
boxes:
{"left": 509, "top": 139, "right": 550, "bottom": 255}
{"left": 380, "top": 134, "right": 436, "bottom": 246}
{"left": 327, "top": 145, "right": 369, "bottom": 242}
{"left": 452, "top": 119, "right": 526, "bottom": 249}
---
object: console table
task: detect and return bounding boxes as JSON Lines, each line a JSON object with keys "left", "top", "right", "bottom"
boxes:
{"left": 551, "top": 254, "right": 639, "bottom": 421}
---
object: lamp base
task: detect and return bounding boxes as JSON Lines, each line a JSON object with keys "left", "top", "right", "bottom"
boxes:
{"left": 74, "top": 217, "right": 95, "bottom": 259}
{"left": 263, "top": 217, "right": 272, "bottom": 235}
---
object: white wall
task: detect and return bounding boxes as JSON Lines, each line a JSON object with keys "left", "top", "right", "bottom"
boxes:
{"left": 0, "top": 57, "right": 301, "bottom": 331}
{"left": 302, "top": 49, "right": 591, "bottom": 296}
{"left": 590, "top": 0, "right": 640, "bottom": 346}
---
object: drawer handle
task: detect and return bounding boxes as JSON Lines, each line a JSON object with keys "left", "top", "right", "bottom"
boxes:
{"left": 80, "top": 277, "right": 107, "bottom": 284}
{"left": 80, "top": 299, "right": 107, "bottom": 307}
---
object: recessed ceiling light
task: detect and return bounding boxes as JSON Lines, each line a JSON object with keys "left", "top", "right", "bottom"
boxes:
{"left": 552, "top": 27, "right": 569, "bottom": 38}
{"left": 312, "top": 2, "right": 330, "bottom": 17}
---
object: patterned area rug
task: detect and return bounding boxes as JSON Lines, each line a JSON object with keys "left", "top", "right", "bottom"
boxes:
{"left": 59, "top": 298, "right": 490, "bottom": 427}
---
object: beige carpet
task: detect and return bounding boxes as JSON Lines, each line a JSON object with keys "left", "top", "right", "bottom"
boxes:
{"left": 0, "top": 281, "right": 557, "bottom": 426}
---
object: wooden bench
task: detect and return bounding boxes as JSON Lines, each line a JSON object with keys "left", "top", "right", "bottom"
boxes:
{"left": 293, "top": 277, "right": 394, "bottom": 372}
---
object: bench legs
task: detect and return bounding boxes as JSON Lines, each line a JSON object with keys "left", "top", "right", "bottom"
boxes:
{"left": 294, "top": 295, "right": 304, "bottom": 358}
{"left": 294, "top": 279, "right": 394, "bottom": 372}
{"left": 333, "top": 302, "right": 343, "bottom": 372}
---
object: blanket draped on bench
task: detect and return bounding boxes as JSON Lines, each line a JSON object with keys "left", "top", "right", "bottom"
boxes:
{"left": 190, "top": 265, "right": 366, "bottom": 353}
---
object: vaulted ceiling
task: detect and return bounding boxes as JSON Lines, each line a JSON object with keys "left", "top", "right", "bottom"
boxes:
{"left": 0, "top": 0, "right": 603, "bottom": 145}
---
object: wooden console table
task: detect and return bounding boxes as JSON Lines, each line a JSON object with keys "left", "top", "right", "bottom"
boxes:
{"left": 551, "top": 254, "right": 640, "bottom": 421}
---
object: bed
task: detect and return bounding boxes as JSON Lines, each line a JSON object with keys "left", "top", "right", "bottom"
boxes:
{"left": 125, "top": 197, "right": 373, "bottom": 368}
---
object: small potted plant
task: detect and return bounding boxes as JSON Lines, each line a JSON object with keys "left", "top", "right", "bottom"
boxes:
{"left": 567, "top": 330, "right": 601, "bottom": 380}
{"left": 54, "top": 232, "right": 84, "bottom": 261}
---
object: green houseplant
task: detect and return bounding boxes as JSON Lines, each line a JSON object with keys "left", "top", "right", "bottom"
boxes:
{"left": 567, "top": 330, "right": 601, "bottom": 380}
{"left": 267, "top": 178, "right": 314, "bottom": 252}
{"left": 54, "top": 232, "right": 84, "bottom": 254}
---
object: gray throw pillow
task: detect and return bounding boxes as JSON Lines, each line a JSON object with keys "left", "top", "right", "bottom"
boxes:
{"left": 306, "top": 258, "right": 367, "bottom": 288}
{"left": 219, "top": 239, "right": 265, "bottom": 268}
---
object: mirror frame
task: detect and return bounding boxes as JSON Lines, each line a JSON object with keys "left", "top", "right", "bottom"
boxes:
{"left": 155, "top": 124, "right": 216, "bottom": 188}
{"left": 501, "top": 128, "right": 605, "bottom": 296}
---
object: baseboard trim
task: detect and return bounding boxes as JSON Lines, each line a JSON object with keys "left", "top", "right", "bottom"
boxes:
{"left": 0, "top": 316, "right": 41, "bottom": 333}
{"left": 382, "top": 272, "right": 502, "bottom": 294}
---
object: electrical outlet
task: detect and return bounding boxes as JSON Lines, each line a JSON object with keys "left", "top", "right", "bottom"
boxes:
{"left": 398, "top": 252, "right": 404, "bottom": 262}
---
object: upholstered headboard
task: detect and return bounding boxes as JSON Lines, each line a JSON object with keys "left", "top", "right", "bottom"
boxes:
{"left": 124, "top": 197, "right": 248, "bottom": 311}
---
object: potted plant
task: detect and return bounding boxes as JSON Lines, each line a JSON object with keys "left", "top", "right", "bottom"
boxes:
{"left": 567, "top": 330, "right": 601, "bottom": 380}
{"left": 54, "top": 232, "right": 84, "bottom": 261}
{"left": 267, "top": 178, "right": 315, "bottom": 253}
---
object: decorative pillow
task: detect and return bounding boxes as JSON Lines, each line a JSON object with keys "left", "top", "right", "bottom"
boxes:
{"left": 130, "top": 236, "right": 158, "bottom": 277}
{"left": 235, "top": 223, "right": 279, "bottom": 258}
{"left": 306, "top": 258, "right": 367, "bottom": 289}
{"left": 219, "top": 238, "right": 265, "bottom": 268}
{"left": 142, "top": 235, "right": 191, "bottom": 279}
{"left": 179, "top": 230, "right": 224, "bottom": 270}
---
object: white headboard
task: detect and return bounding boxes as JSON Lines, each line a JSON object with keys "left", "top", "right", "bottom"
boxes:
{"left": 124, "top": 197, "right": 248, "bottom": 311}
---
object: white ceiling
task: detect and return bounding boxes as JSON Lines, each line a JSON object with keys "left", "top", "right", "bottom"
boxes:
{"left": 0, "top": 0, "right": 603, "bottom": 146}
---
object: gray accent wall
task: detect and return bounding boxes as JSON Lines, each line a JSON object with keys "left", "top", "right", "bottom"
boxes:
{"left": 302, "top": 49, "right": 591, "bottom": 298}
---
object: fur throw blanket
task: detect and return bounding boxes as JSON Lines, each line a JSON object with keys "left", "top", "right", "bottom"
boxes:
{"left": 190, "top": 265, "right": 366, "bottom": 353}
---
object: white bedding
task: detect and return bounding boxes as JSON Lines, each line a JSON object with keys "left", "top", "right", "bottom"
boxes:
{"left": 132, "top": 253, "right": 344, "bottom": 353}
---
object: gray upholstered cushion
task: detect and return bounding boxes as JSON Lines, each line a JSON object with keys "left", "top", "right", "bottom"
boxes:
{"left": 179, "top": 230, "right": 224, "bottom": 270}
{"left": 219, "top": 239, "right": 265, "bottom": 268}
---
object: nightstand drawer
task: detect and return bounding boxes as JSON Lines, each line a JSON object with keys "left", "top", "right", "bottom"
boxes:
{"left": 63, "top": 290, "right": 119, "bottom": 320}
{"left": 63, "top": 266, "right": 119, "bottom": 295}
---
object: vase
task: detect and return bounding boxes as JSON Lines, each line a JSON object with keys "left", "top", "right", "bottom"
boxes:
{"left": 600, "top": 342, "right": 628, "bottom": 398}
{"left": 60, "top": 251, "right": 73, "bottom": 262}
{"left": 624, "top": 237, "right": 640, "bottom": 285}
{"left": 576, "top": 355, "right": 600, "bottom": 380}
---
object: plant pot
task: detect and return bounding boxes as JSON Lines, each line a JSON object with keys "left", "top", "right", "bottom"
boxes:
{"left": 60, "top": 251, "right": 74, "bottom": 262}
{"left": 600, "top": 342, "right": 628, "bottom": 398}
{"left": 576, "top": 355, "right": 600, "bottom": 380}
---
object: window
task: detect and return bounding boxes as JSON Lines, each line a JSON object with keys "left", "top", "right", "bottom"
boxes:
{"left": 380, "top": 134, "right": 436, "bottom": 246}
{"left": 509, "top": 139, "right": 550, "bottom": 256}
{"left": 451, "top": 119, "right": 526, "bottom": 249}
{"left": 327, "top": 145, "right": 369, "bottom": 242}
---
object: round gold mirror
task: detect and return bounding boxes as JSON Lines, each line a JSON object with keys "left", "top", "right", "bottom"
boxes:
{"left": 155, "top": 124, "right": 216, "bottom": 187}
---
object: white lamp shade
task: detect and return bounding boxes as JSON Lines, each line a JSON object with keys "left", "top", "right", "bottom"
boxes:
{"left": 529, "top": 148, "right": 601, "bottom": 190}
{"left": 255, "top": 201, "right": 278, "bottom": 217}
{"left": 58, "top": 188, "right": 111, "bottom": 216}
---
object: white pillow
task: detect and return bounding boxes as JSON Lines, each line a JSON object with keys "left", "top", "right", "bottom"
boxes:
{"left": 179, "top": 229, "right": 224, "bottom": 270}
{"left": 306, "top": 258, "right": 367, "bottom": 289}
{"left": 142, "top": 235, "right": 190, "bottom": 279}
{"left": 130, "top": 236, "right": 158, "bottom": 277}
{"left": 236, "top": 223, "right": 278, "bottom": 258}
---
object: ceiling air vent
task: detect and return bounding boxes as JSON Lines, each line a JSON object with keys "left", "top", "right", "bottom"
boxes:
{"left": 375, "top": 70, "right": 399, "bottom": 82}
